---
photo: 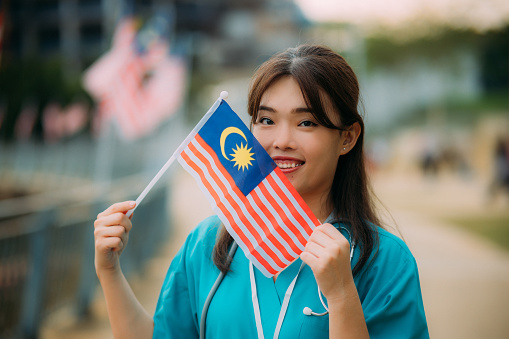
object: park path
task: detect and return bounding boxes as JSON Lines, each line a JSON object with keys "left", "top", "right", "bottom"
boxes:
{"left": 41, "top": 170, "right": 509, "bottom": 339}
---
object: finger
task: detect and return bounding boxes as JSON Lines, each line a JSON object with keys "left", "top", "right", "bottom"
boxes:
{"left": 94, "top": 225, "right": 128, "bottom": 240}
{"left": 304, "top": 241, "right": 326, "bottom": 259}
{"left": 309, "top": 231, "right": 349, "bottom": 261}
{"left": 98, "top": 201, "right": 136, "bottom": 218}
{"left": 300, "top": 249, "right": 322, "bottom": 269}
{"left": 96, "top": 236, "right": 124, "bottom": 252}
{"left": 308, "top": 229, "right": 336, "bottom": 248}
{"left": 300, "top": 250, "right": 317, "bottom": 266}
{"left": 314, "top": 225, "right": 350, "bottom": 250}
{"left": 95, "top": 212, "right": 132, "bottom": 232}
{"left": 317, "top": 223, "right": 344, "bottom": 240}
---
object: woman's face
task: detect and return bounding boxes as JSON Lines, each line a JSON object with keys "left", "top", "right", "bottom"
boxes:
{"left": 252, "top": 76, "right": 346, "bottom": 213}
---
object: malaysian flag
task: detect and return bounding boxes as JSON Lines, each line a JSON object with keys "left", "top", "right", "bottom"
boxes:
{"left": 178, "top": 99, "right": 320, "bottom": 277}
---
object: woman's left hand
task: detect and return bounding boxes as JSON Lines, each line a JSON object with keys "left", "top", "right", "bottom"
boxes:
{"left": 300, "top": 223, "right": 354, "bottom": 301}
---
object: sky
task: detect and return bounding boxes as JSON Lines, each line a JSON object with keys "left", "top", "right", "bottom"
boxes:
{"left": 294, "top": 0, "right": 509, "bottom": 33}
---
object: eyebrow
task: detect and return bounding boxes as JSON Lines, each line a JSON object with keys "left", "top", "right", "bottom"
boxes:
{"left": 258, "top": 105, "right": 313, "bottom": 114}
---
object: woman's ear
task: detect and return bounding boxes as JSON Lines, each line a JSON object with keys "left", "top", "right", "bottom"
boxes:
{"left": 340, "top": 122, "right": 361, "bottom": 155}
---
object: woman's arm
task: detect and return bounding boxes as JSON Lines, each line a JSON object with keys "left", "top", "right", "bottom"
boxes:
{"left": 327, "top": 280, "right": 369, "bottom": 338}
{"left": 300, "top": 223, "right": 369, "bottom": 339}
{"left": 94, "top": 201, "right": 154, "bottom": 339}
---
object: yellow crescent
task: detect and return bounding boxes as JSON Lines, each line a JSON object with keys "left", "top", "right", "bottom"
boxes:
{"left": 220, "top": 127, "right": 247, "bottom": 160}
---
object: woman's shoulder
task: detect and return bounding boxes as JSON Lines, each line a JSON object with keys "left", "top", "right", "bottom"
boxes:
{"left": 375, "top": 226, "right": 414, "bottom": 261}
{"left": 355, "top": 225, "right": 421, "bottom": 293}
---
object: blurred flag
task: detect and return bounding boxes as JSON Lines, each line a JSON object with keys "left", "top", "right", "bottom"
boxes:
{"left": 83, "top": 17, "right": 186, "bottom": 140}
{"left": 15, "top": 102, "right": 37, "bottom": 140}
{"left": 178, "top": 100, "right": 320, "bottom": 277}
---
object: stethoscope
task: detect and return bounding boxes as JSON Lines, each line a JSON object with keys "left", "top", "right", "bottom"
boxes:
{"left": 199, "top": 224, "right": 355, "bottom": 339}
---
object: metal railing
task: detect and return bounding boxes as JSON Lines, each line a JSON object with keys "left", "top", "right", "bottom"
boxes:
{"left": 0, "top": 179, "right": 171, "bottom": 339}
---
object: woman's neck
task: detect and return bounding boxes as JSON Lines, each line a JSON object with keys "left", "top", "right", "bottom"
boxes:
{"left": 305, "top": 194, "right": 333, "bottom": 224}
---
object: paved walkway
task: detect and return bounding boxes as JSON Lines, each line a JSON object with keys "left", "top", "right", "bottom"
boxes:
{"left": 373, "top": 173, "right": 509, "bottom": 339}
{"left": 41, "top": 170, "right": 509, "bottom": 339}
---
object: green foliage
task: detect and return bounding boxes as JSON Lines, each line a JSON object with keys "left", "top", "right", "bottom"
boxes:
{"left": 396, "top": 91, "right": 509, "bottom": 130}
{"left": 363, "top": 26, "right": 508, "bottom": 132}
{"left": 0, "top": 57, "right": 92, "bottom": 141}
{"left": 365, "top": 28, "right": 482, "bottom": 70}
{"left": 446, "top": 214, "right": 509, "bottom": 250}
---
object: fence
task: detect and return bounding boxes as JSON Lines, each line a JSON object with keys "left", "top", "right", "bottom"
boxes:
{"left": 0, "top": 175, "right": 171, "bottom": 339}
{"left": 0, "top": 116, "right": 187, "bottom": 338}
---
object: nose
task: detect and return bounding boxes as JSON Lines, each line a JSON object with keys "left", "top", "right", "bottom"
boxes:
{"left": 272, "top": 124, "right": 296, "bottom": 150}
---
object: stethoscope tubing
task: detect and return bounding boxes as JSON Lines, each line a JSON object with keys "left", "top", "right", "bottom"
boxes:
{"left": 200, "top": 242, "right": 238, "bottom": 339}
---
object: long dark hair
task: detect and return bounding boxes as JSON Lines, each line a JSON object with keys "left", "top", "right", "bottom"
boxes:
{"left": 213, "top": 44, "right": 382, "bottom": 276}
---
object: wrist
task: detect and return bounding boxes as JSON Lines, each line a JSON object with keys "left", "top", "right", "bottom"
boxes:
{"left": 326, "top": 279, "right": 359, "bottom": 306}
{"left": 96, "top": 263, "right": 123, "bottom": 281}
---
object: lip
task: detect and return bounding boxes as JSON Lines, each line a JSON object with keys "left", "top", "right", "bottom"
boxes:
{"left": 272, "top": 156, "right": 305, "bottom": 173}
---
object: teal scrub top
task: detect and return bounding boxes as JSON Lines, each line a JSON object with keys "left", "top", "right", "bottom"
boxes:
{"left": 153, "top": 216, "right": 429, "bottom": 338}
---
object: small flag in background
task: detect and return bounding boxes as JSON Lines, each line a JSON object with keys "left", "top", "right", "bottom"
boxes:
{"left": 83, "top": 17, "right": 186, "bottom": 140}
{"left": 178, "top": 100, "right": 320, "bottom": 277}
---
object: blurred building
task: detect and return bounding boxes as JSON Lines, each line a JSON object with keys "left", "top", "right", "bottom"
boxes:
{"left": 3, "top": 0, "right": 307, "bottom": 75}
{"left": 0, "top": 0, "right": 307, "bottom": 139}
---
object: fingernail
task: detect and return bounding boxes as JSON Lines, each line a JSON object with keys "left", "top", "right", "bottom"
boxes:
{"left": 129, "top": 202, "right": 136, "bottom": 207}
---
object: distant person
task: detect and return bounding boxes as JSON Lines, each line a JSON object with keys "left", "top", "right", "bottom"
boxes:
{"left": 420, "top": 132, "right": 440, "bottom": 178}
{"left": 488, "top": 137, "right": 509, "bottom": 201}
{"left": 93, "top": 44, "right": 429, "bottom": 338}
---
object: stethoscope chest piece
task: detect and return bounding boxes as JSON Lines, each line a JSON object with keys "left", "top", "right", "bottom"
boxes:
{"left": 303, "top": 306, "right": 328, "bottom": 317}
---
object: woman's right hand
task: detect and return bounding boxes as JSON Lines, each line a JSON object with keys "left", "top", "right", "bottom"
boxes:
{"left": 93, "top": 201, "right": 154, "bottom": 339}
{"left": 94, "top": 201, "right": 135, "bottom": 274}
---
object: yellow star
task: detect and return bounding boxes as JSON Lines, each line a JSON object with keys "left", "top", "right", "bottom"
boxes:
{"left": 230, "top": 142, "right": 255, "bottom": 171}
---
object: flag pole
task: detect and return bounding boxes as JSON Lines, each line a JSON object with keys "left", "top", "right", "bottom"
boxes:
{"left": 126, "top": 91, "right": 228, "bottom": 217}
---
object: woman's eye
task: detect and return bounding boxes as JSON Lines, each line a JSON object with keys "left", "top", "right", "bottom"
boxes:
{"left": 258, "top": 117, "right": 274, "bottom": 125}
{"left": 299, "top": 120, "right": 318, "bottom": 127}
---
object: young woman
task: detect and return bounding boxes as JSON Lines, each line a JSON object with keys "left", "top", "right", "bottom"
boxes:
{"left": 94, "top": 44, "right": 429, "bottom": 338}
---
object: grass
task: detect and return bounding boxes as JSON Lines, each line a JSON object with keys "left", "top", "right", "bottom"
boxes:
{"left": 446, "top": 214, "right": 509, "bottom": 250}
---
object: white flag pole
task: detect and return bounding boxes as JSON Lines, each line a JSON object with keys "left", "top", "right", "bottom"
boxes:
{"left": 126, "top": 91, "right": 229, "bottom": 218}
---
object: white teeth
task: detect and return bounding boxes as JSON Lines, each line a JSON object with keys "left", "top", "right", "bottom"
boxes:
{"left": 277, "top": 163, "right": 302, "bottom": 169}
